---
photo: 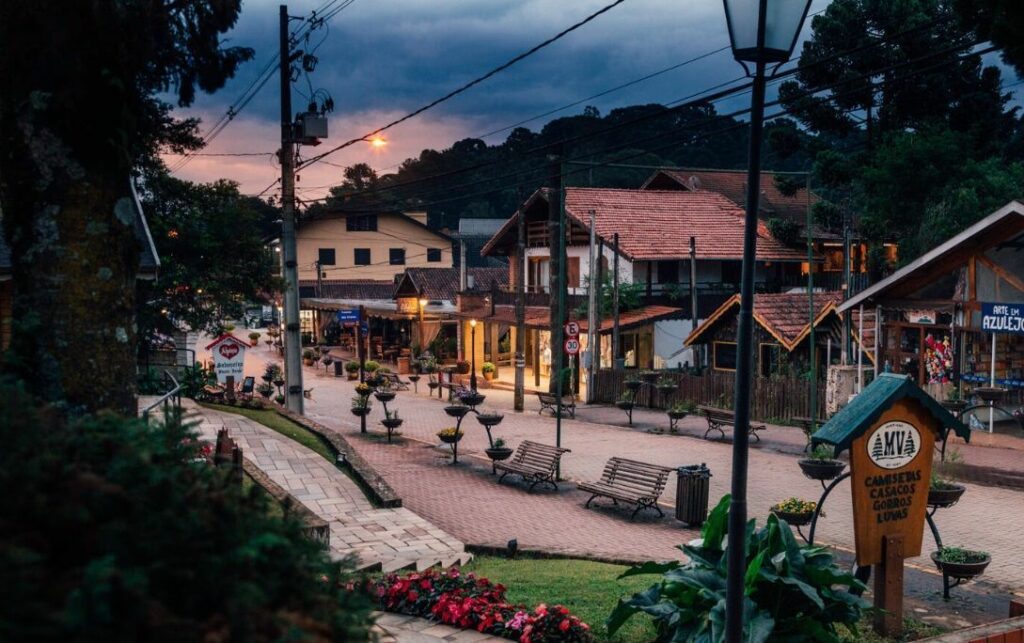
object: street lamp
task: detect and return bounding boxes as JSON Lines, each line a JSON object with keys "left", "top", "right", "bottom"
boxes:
{"left": 721, "top": 1, "right": 812, "bottom": 641}
{"left": 470, "top": 319, "right": 478, "bottom": 391}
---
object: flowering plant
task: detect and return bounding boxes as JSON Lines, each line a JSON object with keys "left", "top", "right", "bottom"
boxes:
{"left": 369, "top": 568, "right": 592, "bottom": 642}
{"left": 355, "top": 382, "right": 373, "bottom": 396}
{"left": 924, "top": 334, "right": 954, "bottom": 384}
{"left": 436, "top": 428, "right": 464, "bottom": 440}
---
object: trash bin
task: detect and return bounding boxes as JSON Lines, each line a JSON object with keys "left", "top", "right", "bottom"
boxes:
{"left": 676, "top": 463, "right": 712, "bottom": 527}
{"left": 333, "top": 360, "right": 343, "bottom": 377}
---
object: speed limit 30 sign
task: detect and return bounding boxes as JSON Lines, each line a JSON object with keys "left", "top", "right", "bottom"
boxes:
{"left": 564, "top": 338, "right": 580, "bottom": 355}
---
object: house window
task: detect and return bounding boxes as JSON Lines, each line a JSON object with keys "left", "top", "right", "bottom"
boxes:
{"left": 759, "top": 343, "right": 782, "bottom": 377}
{"left": 713, "top": 341, "right": 738, "bottom": 371}
{"left": 389, "top": 248, "right": 406, "bottom": 265}
{"left": 427, "top": 248, "right": 442, "bottom": 262}
{"left": 346, "top": 214, "right": 378, "bottom": 232}
{"left": 354, "top": 248, "right": 371, "bottom": 265}
{"left": 318, "top": 248, "right": 336, "bottom": 266}
{"left": 657, "top": 260, "right": 679, "bottom": 284}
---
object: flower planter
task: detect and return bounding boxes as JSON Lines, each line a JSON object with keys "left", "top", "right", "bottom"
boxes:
{"left": 347, "top": 373, "right": 358, "bottom": 380}
{"left": 427, "top": 381, "right": 440, "bottom": 389}
{"left": 408, "top": 375, "right": 421, "bottom": 383}
{"left": 273, "top": 379, "right": 285, "bottom": 388}
{"left": 798, "top": 459, "right": 846, "bottom": 481}
{"left": 381, "top": 418, "right": 403, "bottom": 444}
{"left": 624, "top": 381, "right": 642, "bottom": 393}
{"left": 444, "top": 405, "right": 471, "bottom": 419}
{"left": 351, "top": 407, "right": 371, "bottom": 417}
{"left": 931, "top": 550, "right": 991, "bottom": 580}
{"left": 928, "top": 483, "right": 966, "bottom": 508}
{"left": 303, "top": 358, "right": 314, "bottom": 366}
{"left": 771, "top": 509, "right": 814, "bottom": 527}
{"left": 483, "top": 372, "right": 494, "bottom": 381}
{"left": 641, "top": 372, "right": 658, "bottom": 383}
{"left": 459, "top": 393, "right": 486, "bottom": 407}
{"left": 974, "top": 386, "right": 1007, "bottom": 403}
{"left": 374, "top": 391, "right": 397, "bottom": 403}
{"left": 667, "top": 411, "right": 687, "bottom": 420}
{"left": 439, "top": 434, "right": 462, "bottom": 445}
{"left": 485, "top": 446, "right": 513, "bottom": 461}
{"left": 476, "top": 414, "right": 504, "bottom": 428}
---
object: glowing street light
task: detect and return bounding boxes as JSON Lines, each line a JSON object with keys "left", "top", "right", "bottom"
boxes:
{"left": 470, "top": 319, "right": 478, "bottom": 392}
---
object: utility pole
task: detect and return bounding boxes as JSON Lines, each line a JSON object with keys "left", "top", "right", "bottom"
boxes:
{"left": 585, "top": 209, "right": 597, "bottom": 403}
{"left": 514, "top": 194, "right": 526, "bottom": 412}
{"left": 549, "top": 154, "right": 568, "bottom": 471}
{"left": 806, "top": 172, "right": 816, "bottom": 427}
{"left": 315, "top": 260, "right": 322, "bottom": 297}
{"left": 842, "top": 207, "right": 852, "bottom": 364}
{"left": 594, "top": 237, "right": 604, "bottom": 375}
{"left": 689, "top": 236, "right": 699, "bottom": 369}
{"left": 279, "top": 4, "right": 304, "bottom": 414}
{"left": 612, "top": 232, "right": 621, "bottom": 370}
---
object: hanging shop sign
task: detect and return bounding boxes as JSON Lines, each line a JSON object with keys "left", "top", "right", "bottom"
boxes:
{"left": 981, "top": 302, "right": 1024, "bottom": 335}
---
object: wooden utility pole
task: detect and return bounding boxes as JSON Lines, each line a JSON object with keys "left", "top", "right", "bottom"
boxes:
{"left": 548, "top": 154, "right": 565, "bottom": 395}
{"left": 514, "top": 195, "right": 526, "bottom": 412}
{"left": 612, "top": 233, "right": 621, "bottom": 370}
{"left": 585, "top": 209, "right": 598, "bottom": 403}
{"left": 689, "top": 236, "right": 699, "bottom": 369}
{"left": 279, "top": 4, "right": 304, "bottom": 414}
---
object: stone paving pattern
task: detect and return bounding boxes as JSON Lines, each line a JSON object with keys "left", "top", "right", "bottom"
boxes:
{"left": 190, "top": 401, "right": 470, "bottom": 573}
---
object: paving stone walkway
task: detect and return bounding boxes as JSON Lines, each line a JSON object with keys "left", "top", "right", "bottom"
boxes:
{"left": 189, "top": 400, "right": 471, "bottom": 573}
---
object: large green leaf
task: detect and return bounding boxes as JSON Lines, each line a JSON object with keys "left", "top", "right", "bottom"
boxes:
{"left": 744, "top": 550, "right": 766, "bottom": 596}
{"left": 701, "top": 495, "right": 731, "bottom": 552}
{"left": 608, "top": 582, "right": 665, "bottom": 635}
{"left": 619, "top": 559, "right": 682, "bottom": 579}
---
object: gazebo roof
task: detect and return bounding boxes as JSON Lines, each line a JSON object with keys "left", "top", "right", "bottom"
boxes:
{"left": 812, "top": 373, "right": 969, "bottom": 456}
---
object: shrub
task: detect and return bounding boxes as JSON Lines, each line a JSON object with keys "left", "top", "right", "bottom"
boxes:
{"left": 608, "top": 495, "right": 866, "bottom": 641}
{"left": 363, "top": 360, "right": 380, "bottom": 373}
{"left": 302, "top": 348, "right": 317, "bottom": 361}
{"left": 0, "top": 378, "right": 372, "bottom": 640}
{"left": 248, "top": 331, "right": 261, "bottom": 344}
{"left": 344, "top": 361, "right": 360, "bottom": 373}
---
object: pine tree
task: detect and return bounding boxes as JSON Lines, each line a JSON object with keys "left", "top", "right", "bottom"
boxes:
{"left": 904, "top": 431, "right": 916, "bottom": 456}
{"left": 872, "top": 434, "right": 884, "bottom": 459}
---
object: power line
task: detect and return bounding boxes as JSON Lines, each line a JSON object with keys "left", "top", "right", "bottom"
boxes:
{"left": 296, "top": 0, "right": 633, "bottom": 173}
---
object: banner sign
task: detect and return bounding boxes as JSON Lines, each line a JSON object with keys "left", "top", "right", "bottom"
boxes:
{"left": 208, "top": 335, "right": 249, "bottom": 384}
{"left": 981, "top": 302, "right": 1024, "bottom": 335}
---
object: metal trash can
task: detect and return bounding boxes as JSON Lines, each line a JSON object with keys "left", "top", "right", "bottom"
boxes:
{"left": 676, "top": 463, "right": 712, "bottom": 526}
{"left": 333, "top": 360, "right": 343, "bottom": 377}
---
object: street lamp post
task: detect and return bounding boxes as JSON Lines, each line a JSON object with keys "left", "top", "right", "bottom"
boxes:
{"left": 470, "top": 319, "right": 478, "bottom": 391}
{"left": 720, "top": 1, "right": 812, "bottom": 640}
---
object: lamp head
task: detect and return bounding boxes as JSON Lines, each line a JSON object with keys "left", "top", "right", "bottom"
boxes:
{"left": 723, "top": 0, "right": 812, "bottom": 65}
{"left": 470, "top": 319, "right": 477, "bottom": 328}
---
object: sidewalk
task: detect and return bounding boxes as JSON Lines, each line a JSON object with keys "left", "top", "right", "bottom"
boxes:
{"left": 190, "top": 400, "right": 471, "bottom": 573}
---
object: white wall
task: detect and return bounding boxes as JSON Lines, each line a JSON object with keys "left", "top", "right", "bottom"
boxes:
{"left": 653, "top": 319, "right": 703, "bottom": 369}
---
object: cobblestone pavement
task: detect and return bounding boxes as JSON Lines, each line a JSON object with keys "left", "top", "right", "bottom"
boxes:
{"left": 374, "top": 612, "right": 505, "bottom": 643}
{"left": 189, "top": 400, "right": 470, "bottom": 573}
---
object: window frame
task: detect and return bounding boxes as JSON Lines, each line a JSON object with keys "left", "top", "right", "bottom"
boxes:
{"left": 317, "top": 248, "right": 336, "bottom": 266}
{"left": 353, "top": 248, "right": 371, "bottom": 266}
{"left": 426, "top": 248, "right": 443, "bottom": 263}
{"left": 389, "top": 248, "right": 406, "bottom": 265}
{"left": 712, "top": 341, "right": 738, "bottom": 371}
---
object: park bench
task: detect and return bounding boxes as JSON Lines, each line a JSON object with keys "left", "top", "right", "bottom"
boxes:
{"left": 495, "top": 440, "right": 571, "bottom": 492}
{"left": 380, "top": 372, "right": 410, "bottom": 391}
{"left": 577, "top": 457, "right": 674, "bottom": 520}
{"left": 536, "top": 391, "right": 576, "bottom": 418}
{"left": 698, "top": 405, "right": 765, "bottom": 442}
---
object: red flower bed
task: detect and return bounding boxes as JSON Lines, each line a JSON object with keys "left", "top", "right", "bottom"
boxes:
{"left": 369, "top": 568, "right": 592, "bottom": 642}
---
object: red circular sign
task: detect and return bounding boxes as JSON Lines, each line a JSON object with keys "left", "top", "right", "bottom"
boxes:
{"left": 564, "top": 338, "right": 580, "bottom": 355}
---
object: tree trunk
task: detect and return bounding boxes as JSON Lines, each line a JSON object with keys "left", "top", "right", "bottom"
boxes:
{"left": 3, "top": 165, "right": 140, "bottom": 415}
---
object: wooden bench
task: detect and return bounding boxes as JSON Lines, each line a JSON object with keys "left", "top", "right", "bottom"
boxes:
{"left": 536, "top": 392, "right": 576, "bottom": 418}
{"left": 380, "top": 372, "right": 410, "bottom": 391}
{"left": 698, "top": 405, "right": 765, "bottom": 442}
{"left": 495, "top": 440, "right": 571, "bottom": 492}
{"left": 577, "top": 457, "right": 674, "bottom": 520}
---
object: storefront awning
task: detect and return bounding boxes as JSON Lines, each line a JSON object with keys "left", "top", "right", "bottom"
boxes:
{"left": 301, "top": 297, "right": 456, "bottom": 319}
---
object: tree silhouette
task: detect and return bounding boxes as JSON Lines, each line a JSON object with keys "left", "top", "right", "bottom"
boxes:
{"left": 904, "top": 431, "right": 917, "bottom": 456}
{"left": 872, "top": 434, "right": 884, "bottom": 459}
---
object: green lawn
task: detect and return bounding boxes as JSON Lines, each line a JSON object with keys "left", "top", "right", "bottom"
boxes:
{"left": 460, "top": 556, "right": 943, "bottom": 643}
{"left": 201, "top": 403, "right": 334, "bottom": 461}
{"left": 462, "top": 556, "right": 658, "bottom": 643}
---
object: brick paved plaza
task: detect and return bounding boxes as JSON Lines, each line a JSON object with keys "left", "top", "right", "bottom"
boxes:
{"left": 266, "top": 348, "right": 1022, "bottom": 593}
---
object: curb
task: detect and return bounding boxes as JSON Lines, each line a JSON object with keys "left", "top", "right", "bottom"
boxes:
{"left": 275, "top": 407, "right": 403, "bottom": 508}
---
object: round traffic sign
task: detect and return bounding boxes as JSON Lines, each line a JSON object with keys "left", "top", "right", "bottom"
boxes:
{"left": 564, "top": 338, "right": 580, "bottom": 355}
{"left": 564, "top": 321, "right": 580, "bottom": 337}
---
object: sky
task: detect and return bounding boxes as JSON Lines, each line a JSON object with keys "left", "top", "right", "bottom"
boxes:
{"left": 162, "top": 0, "right": 1013, "bottom": 202}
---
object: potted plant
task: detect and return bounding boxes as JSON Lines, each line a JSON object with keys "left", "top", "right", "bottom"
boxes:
{"left": 351, "top": 395, "right": 372, "bottom": 417}
{"left": 941, "top": 388, "right": 968, "bottom": 416}
{"left": 355, "top": 382, "right": 373, "bottom": 397}
{"left": 363, "top": 360, "right": 381, "bottom": 374}
{"left": 444, "top": 401, "right": 471, "bottom": 419}
{"left": 274, "top": 394, "right": 286, "bottom": 406}
{"left": 931, "top": 547, "right": 991, "bottom": 580}
{"left": 248, "top": 331, "right": 261, "bottom": 345}
{"left": 475, "top": 410, "right": 504, "bottom": 428}
{"left": 929, "top": 472, "right": 966, "bottom": 508}
{"left": 302, "top": 348, "right": 317, "bottom": 366}
{"left": 624, "top": 377, "right": 643, "bottom": 394}
{"left": 974, "top": 386, "right": 1006, "bottom": 403}
{"left": 656, "top": 375, "right": 677, "bottom": 394}
{"left": 380, "top": 410, "right": 403, "bottom": 443}
{"left": 256, "top": 382, "right": 273, "bottom": 399}
{"left": 771, "top": 497, "right": 819, "bottom": 527}
{"left": 455, "top": 360, "right": 471, "bottom": 374}
{"left": 436, "top": 427, "right": 463, "bottom": 444}
{"left": 798, "top": 445, "right": 846, "bottom": 481}
{"left": 667, "top": 399, "right": 695, "bottom": 432}
{"left": 481, "top": 361, "right": 496, "bottom": 381}
{"left": 344, "top": 361, "right": 360, "bottom": 380}
{"left": 485, "top": 437, "right": 513, "bottom": 461}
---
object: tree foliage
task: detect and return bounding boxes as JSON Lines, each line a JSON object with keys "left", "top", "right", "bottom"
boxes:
{"left": 0, "top": 378, "right": 372, "bottom": 640}
{"left": 137, "top": 171, "right": 282, "bottom": 339}
{"left": 0, "top": 1, "right": 252, "bottom": 413}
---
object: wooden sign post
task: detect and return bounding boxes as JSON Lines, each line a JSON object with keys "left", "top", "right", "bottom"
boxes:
{"left": 812, "top": 374, "right": 969, "bottom": 637}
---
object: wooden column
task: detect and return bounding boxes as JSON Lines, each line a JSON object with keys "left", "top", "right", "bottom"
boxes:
{"left": 873, "top": 534, "right": 905, "bottom": 637}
